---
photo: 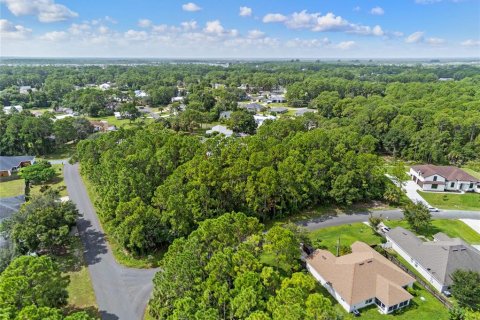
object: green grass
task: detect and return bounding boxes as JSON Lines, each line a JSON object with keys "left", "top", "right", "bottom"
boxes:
{"left": 385, "top": 219, "right": 480, "bottom": 244}
{"left": 40, "top": 143, "right": 77, "bottom": 160}
{"left": 308, "top": 222, "right": 384, "bottom": 254}
{"left": 81, "top": 173, "right": 164, "bottom": 268}
{"left": 462, "top": 168, "right": 480, "bottom": 179}
{"left": 87, "top": 115, "right": 155, "bottom": 129}
{"left": 418, "top": 191, "right": 480, "bottom": 211}
{"left": 357, "top": 283, "right": 449, "bottom": 320}
{"left": 0, "top": 175, "right": 25, "bottom": 198}
{"left": 53, "top": 236, "right": 98, "bottom": 317}
{"left": 30, "top": 164, "right": 68, "bottom": 197}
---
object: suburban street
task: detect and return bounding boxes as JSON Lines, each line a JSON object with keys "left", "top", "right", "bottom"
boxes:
{"left": 300, "top": 208, "right": 480, "bottom": 231}
{"left": 64, "top": 163, "right": 158, "bottom": 320}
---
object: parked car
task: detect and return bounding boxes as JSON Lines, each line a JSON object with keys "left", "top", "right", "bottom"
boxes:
{"left": 352, "top": 309, "right": 360, "bottom": 317}
{"left": 428, "top": 206, "right": 440, "bottom": 212}
{"left": 443, "top": 290, "right": 452, "bottom": 297}
{"left": 381, "top": 226, "right": 391, "bottom": 233}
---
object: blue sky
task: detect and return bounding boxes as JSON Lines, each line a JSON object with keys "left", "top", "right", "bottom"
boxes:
{"left": 1, "top": 0, "right": 479, "bottom": 58}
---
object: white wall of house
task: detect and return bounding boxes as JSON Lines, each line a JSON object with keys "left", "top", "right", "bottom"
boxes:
{"left": 306, "top": 263, "right": 353, "bottom": 312}
{"left": 386, "top": 237, "right": 445, "bottom": 292}
{"left": 421, "top": 183, "right": 445, "bottom": 192}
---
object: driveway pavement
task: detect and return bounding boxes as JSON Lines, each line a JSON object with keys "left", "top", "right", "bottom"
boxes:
{"left": 403, "top": 180, "right": 430, "bottom": 206}
{"left": 64, "top": 163, "right": 158, "bottom": 320}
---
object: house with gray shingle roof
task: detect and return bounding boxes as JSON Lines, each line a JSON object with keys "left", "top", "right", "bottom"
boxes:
{"left": 0, "top": 156, "right": 35, "bottom": 177}
{"left": 386, "top": 227, "right": 480, "bottom": 293}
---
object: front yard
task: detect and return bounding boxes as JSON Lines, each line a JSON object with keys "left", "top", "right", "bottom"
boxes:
{"left": 0, "top": 175, "right": 25, "bottom": 198}
{"left": 384, "top": 219, "right": 480, "bottom": 244}
{"left": 418, "top": 191, "right": 480, "bottom": 211}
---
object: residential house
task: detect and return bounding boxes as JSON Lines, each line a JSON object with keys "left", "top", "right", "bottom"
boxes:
{"left": 269, "top": 107, "right": 288, "bottom": 114}
{"left": 409, "top": 165, "right": 480, "bottom": 193}
{"left": 219, "top": 111, "right": 232, "bottom": 120}
{"left": 295, "top": 108, "right": 317, "bottom": 116}
{"left": 99, "top": 83, "right": 111, "bottom": 90}
{"left": 206, "top": 125, "right": 233, "bottom": 137}
{"left": 0, "top": 156, "right": 35, "bottom": 177}
{"left": 19, "top": 86, "right": 36, "bottom": 94}
{"left": 386, "top": 227, "right": 480, "bottom": 293}
{"left": 254, "top": 115, "right": 276, "bottom": 127}
{"left": 171, "top": 96, "right": 185, "bottom": 103}
{"left": 306, "top": 241, "right": 415, "bottom": 314}
{"left": 3, "top": 105, "right": 23, "bottom": 114}
{"left": 89, "top": 120, "right": 117, "bottom": 132}
{"left": 134, "top": 90, "right": 148, "bottom": 98}
{"left": 239, "top": 103, "right": 265, "bottom": 113}
{"left": 268, "top": 95, "right": 286, "bottom": 103}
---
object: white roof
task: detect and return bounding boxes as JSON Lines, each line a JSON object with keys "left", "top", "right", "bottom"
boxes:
{"left": 206, "top": 125, "right": 233, "bottom": 137}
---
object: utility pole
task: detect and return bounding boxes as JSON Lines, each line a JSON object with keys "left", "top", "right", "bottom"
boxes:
{"left": 336, "top": 236, "right": 340, "bottom": 257}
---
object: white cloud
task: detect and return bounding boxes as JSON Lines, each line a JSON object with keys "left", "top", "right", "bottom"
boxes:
{"left": 203, "top": 20, "right": 224, "bottom": 35}
{"left": 285, "top": 37, "right": 331, "bottom": 48}
{"left": 68, "top": 23, "right": 90, "bottom": 35}
{"left": 124, "top": 30, "right": 149, "bottom": 41}
{"left": 0, "top": 19, "right": 31, "bottom": 39}
{"left": 247, "top": 29, "right": 265, "bottom": 39}
{"left": 1, "top": 0, "right": 78, "bottom": 23}
{"left": 239, "top": 6, "right": 252, "bottom": 17}
{"left": 426, "top": 37, "right": 445, "bottom": 45}
{"left": 138, "top": 19, "right": 152, "bottom": 28}
{"left": 336, "top": 41, "right": 356, "bottom": 50}
{"left": 263, "top": 13, "right": 288, "bottom": 23}
{"left": 370, "top": 7, "right": 385, "bottom": 15}
{"left": 98, "top": 26, "right": 109, "bottom": 35}
{"left": 461, "top": 39, "right": 480, "bottom": 47}
{"left": 182, "top": 2, "right": 201, "bottom": 12}
{"left": 39, "top": 30, "right": 68, "bottom": 41}
{"left": 263, "top": 10, "right": 385, "bottom": 37}
{"left": 353, "top": 6, "right": 361, "bottom": 12}
{"left": 405, "top": 31, "right": 424, "bottom": 43}
{"left": 181, "top": 20, "right": 197, "bottom": 31}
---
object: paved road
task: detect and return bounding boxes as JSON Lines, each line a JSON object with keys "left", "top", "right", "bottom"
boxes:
{"left": 64, "top": 163, "right": 158, "bottom": 320}
{"left": 299, "top": 208, "right": 480, "bottom": 231}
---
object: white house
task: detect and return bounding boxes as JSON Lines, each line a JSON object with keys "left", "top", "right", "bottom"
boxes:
{"left": 410, "top": 165, "right": 480, "bottom": 193}
{"left": 19, "top": 86, "right": 36, "bottom": 94}
{"left": 3, "top": 105, "right": 23, "bottom": 114}
{"left": 171, "top": 96, "right": 185, "bottom": 103}
{"left": 306, "top": 242, "right": 414, "bottom": 315}
{"left": 99, "top": 83, "right": 111, "bottom": 90}
{"left": 386, "top": 227, "right": 480, "bottom": 293}
{"left": 134, "top": 90, "right": 148, "bottom": 98}
{"left": 206, "top": 125, "right": 233, "bottom": 137}
{"left": 254, "top": 114, "right": 276, "bottom": 127}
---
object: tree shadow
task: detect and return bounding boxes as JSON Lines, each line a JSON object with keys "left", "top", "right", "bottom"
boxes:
{"left": 76, "top": 217, "right": 108, "bottom": 266}
{"left": 99, "top": 311, "right": 120, "bottom": 320}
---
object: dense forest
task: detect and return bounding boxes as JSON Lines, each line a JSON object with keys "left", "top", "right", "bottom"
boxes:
{"left": 76, "top": 120, "right": 385, "bottom": 253}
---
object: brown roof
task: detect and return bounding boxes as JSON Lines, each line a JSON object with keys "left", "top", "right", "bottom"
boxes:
{"left": 411, "top": 165, "right": 480, "bottom": 182}
{"left": 306, "top": 242, "right": 414, "bottom": 306}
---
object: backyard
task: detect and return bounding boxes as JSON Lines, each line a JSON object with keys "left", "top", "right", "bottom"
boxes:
{"left": 0, "top": 175, "right": 25, "bottom": 198}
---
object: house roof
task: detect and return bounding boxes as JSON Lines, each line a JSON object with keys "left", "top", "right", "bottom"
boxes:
{"left": 0, "top": 156, "right": 35, "bottom": 171}
{"left": 386, "top": 227, "right": 480, "bottom": 286}
{"left": 295, "top": 108, "right": 316, "bottom": 116}
{"left": 206, "top": 125, "right": 233, "bottom": 137}
{"left": 270, "top": 107, "right": 288, "bottom": 113}
{"left": 306, "top": 241, "right": 414, "bottom": 306}
{"left": 411, "top": 165, "right": 480, "bottom": 182}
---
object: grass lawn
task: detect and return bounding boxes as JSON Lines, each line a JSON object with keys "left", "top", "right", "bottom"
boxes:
{"left": 308, "top": 222, "right": 384, "bottom": 254}
{"left": 87, "top": 115, "right": 154, "bottom": 129}
{"left": 81, "top": 173, "right": 164, "bottom": 268}
{"left": 385, "top": 219, "right": 480, "bottom": 244}
{"left": 357, "top": 283, "right": 449, "bottom": 320}
{"left": 418, "top": 191, "right": 480, "bottom": 211}
{"left": 30, "top": 164, "right": 68, "bottom": 197}
{"left": 54, "top": 236, "right": 98, "bottom": 317}
{"left": 0, "top": 175, "right": 25, "bottom": 198}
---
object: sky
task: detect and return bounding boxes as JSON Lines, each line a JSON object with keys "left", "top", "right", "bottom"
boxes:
{"left": 0, "top": 0, "right": 479, "bottom": 59}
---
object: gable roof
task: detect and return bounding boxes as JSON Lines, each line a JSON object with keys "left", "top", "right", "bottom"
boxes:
{"left": 386, "top": 227, "right": 480, "bottom": 286}
{"left": 306, "top": 241, "right": 414, "bottom": 306}
{"left": 0, "top": 156, "right": 35, "bottom": 171}
{"left": 411, "top": 165, "right": 480, "bottom": 182}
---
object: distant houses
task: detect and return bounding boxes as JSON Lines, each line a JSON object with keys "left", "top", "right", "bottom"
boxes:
{"left": 295, "top": 108, "right": 316, "bottom": 116}
{"left": 239, "top": 103, "right": 265, "bottom": 113}
{"left": 171, "top": 96, "right": 185, "bottom": 103}
{"left": 306, "top": 241, "right": 415, "bottom": 314}
{"left": 269, "top": 107, "right": 288, "bottom": 114}
{"left": 0, "top": 156, "right": 35, "bottom": 177}
{"left": 254, "top": 115, "right": 276, "bottom": 127}
{"left": 386, "top": 227, "right": 480, "bottom": 293}
{"left": 134, "top": 90, "right": 148, "bottom": 98}
{"left": 409, "top": 165, "right": 480, "bottom": 193}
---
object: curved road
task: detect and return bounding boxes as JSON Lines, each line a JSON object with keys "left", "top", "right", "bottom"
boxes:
{"left": 64, "top": 163, "right": 158, "bottom": 320}
{"left": 299, "top": 208, "right": 480, "bottom": 231}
